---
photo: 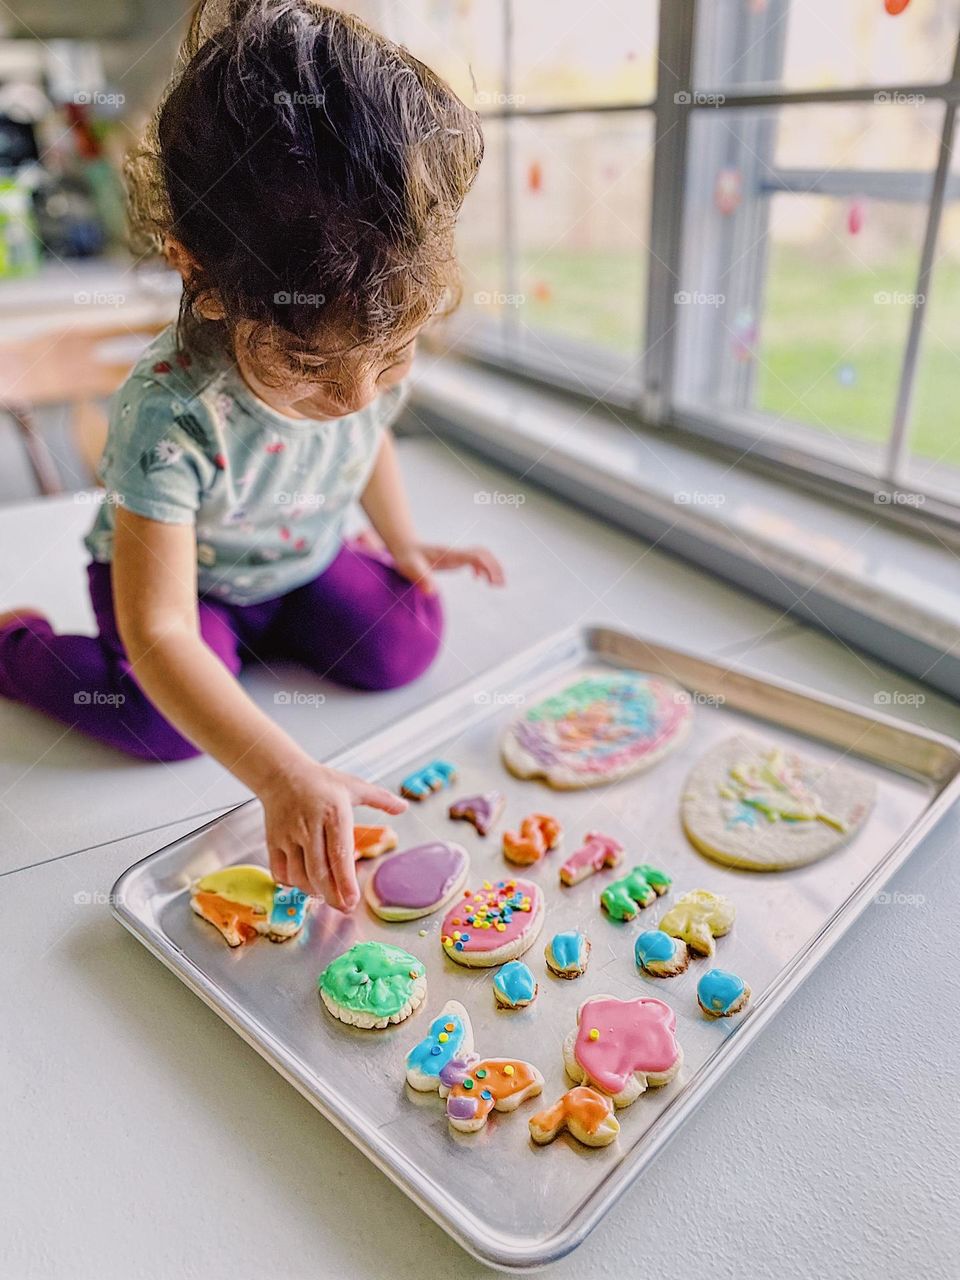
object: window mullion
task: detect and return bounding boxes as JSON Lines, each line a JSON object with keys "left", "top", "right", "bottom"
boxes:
{"left": 885, "top": 95, "right": 958, "bottom": 487}
{"left": 500, "top": 0, "right": 519, "bottom": 365}
{"left": 641, "top": 0, "right": 697, "bottom": 424}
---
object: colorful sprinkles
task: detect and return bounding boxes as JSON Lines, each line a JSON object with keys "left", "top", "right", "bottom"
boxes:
{"left": 441, "top": 880, "right": 534, "bottom": 956}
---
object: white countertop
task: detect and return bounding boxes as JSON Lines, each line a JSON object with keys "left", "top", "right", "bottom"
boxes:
{"left": 1, "top": 436, "right": 958, "bottom": 1279}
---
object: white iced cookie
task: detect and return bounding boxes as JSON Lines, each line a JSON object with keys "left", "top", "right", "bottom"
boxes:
{"left": 501, "top": 670, "right": 692, "bottom": 789}
{"left": 682, "top": 735, "right": 875, "bottom": 870}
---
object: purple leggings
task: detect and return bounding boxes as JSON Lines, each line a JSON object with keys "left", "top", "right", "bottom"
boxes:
{"left": 0, "top": 544, "right": 442, "bottom": 762}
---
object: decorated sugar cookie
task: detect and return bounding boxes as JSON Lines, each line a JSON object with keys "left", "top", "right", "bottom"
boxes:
{"left": 353, "top": 825, "right": 398, "bottom": 860}
{"left": 682, "top": 735, "right": 875, "bottom": 870}
{"left": 560, "top": 832, "right": 624, "bottom": 886}
{"left": 502, "top": 813, "right": 562, "bottom": 865}
{"left": 501, "top": 670, "right": 692, "bottom": 789}
{"left": 364, "top": 841, "right": 469, "bottom": 921}
{"left": 529, "top": 1086, "right": 620, "bottom": 1148}
{"left": 318, "top": 941, "right": 427, "bottom": 1029}
{"left": 400, "top": 759, "right": 457, "bottom": 801}
{"left": 697, "top": 968, "right": 751, "bottom": 1019}
{"left": 439, "top": 1056, "right": 544, "bottom": 1133}
{"left": 562, "top": 994, "right": 683, "bottom": 1107}
{"left": 635, "top": 929, "right": 689, "bottom": 977}
{"left": 493, "top": 960, "right": 538, "bottom": 1008}
{"left": 448, "top": 791, "right": 505, "bottom": 836}
{"left": 405, "top": 1001, "right": 475, "bottom": 1091}
{"left": 600, "top": 864, "right": 671, "bottom": 921}
{"left": 545, "top": 930, "right": 591, "bottom": 979}
{"left": 190, "top": 865, "right": 309, "bottom": 947}
{"left": 441, "top": 878, "right": 545, "bottom": 968}
{"left": 659, "top": 889, "right": 735, "bottom": 957}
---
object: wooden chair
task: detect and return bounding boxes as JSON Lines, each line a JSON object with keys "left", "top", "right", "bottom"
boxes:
{"left": 0, "top": 322, "right": 166, "bottom": 495}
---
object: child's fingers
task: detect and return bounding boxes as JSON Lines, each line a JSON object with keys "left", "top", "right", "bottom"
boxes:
{"left": 323, "top": 803, "right": 359, "bottom": 911}
{"left": 268, "top": 844, "right": 290, "bottom": 886}
{"left": 472, "top": 549, "right": 505, "bottom": 585}
{"left": 355, "top": 781, "right": 408, "bottom": 815}
{"left": 299, "top": 828, "right": 331, "bottom": 901}
{"left": 435, "top": 547, "right": 504, "bottom": 586}
{"left": 285, "top": 846, "right": 312, "bottom": 896}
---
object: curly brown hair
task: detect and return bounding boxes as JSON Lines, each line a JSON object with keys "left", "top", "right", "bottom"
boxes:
{"left": 125, "top": 0, "right": 483, "bottom": 384}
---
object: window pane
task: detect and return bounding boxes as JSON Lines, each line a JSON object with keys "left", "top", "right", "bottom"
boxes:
{"left": 904, "top": 143, "right": 960, "bottom": 500}
{"left": 385, "top": 0, "right": 505, "bottom": 110}
{"left": 442, "top": 119, "right": 508, "bottom": 352}
{"left": 510, "top": 113, "right": 652, "bottom": 382}
{"left": 676, "top": 104, "right": 941, "bottom": 470}
{"left": 512, "top": 0, "right": 657, "bottom": 108}
{"left": 696, "top": 0, "right": 960, "bottom": 94}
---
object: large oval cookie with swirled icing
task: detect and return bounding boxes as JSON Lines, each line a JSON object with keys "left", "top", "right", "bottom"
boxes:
{"left": 501, "top": 671, "right": 692, "bottom": 789}
{"left": 682, "top": 734, "right": 875, "bottom": 870}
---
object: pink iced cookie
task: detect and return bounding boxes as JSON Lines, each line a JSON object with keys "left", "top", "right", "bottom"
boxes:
{"left": 559, "top": 832, "right": 624, "bottom": 886}
{"left": 562, "top": 994, "right": 683, "bottom": 1107}
{"left": 440, "top": 878, "right": 545, "bottom": 968}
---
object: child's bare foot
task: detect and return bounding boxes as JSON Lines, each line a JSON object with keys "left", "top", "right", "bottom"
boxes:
{"left": 0, "top": 607, "right": 48, "bottom": 630}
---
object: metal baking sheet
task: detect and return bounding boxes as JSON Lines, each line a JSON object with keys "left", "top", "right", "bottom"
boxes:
{"left": 111, "top": 625, "right": 960, "bottom": 1270}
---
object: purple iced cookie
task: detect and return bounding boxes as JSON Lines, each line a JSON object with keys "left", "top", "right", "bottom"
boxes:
{"left": 365, "top": 841, "right": 470, "bottom": 921}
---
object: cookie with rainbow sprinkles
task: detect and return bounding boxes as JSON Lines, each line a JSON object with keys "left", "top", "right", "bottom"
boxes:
{"left": 441, "top": 877, "right": 545, "bottom": 968}
{"left": 501, "top": 670, "right": 692, "bottom": 789}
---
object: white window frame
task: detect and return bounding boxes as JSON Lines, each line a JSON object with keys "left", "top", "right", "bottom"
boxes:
{"left": 437, "top": 0, "right": 960, "bottom": 531}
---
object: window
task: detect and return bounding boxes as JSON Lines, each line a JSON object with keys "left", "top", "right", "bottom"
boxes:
{"left": 386, "top": 0, "right": 960, "bottom": 514}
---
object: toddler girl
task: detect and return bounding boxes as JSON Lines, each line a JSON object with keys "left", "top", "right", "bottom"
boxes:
{"left": 0, "top": 0, "right": 502, "bottom": 911}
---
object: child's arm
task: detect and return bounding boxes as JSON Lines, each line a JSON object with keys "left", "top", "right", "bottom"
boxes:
{"left": 112, "top": 508, "right": 405, "bottom": 908}
{"left": 360, "top": 431, "right": 505, "bottom": 592}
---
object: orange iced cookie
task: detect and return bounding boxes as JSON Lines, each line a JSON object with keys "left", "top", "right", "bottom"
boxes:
{"left": 528, "top": 1086, "right": 621, "bottom": 1147}
{"left": 440, "top": 1057, "right": 544, "bottom": 1133}
{"left": 353, "top": 825, "right": 399, "bottom": 860}
{"left": 502, "top": 813, "right": 562, "bottom": 866}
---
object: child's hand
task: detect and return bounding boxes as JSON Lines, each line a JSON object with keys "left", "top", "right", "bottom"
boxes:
{"left": 393, "top": 543, "right": 505, "bottom": 594}
{"left": 260, "top": 761, "right": 407, "bottom": 910}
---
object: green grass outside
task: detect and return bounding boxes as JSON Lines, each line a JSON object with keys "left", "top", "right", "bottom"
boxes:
{"left": 468, "top": 245, "right": 960, "bottom": 471}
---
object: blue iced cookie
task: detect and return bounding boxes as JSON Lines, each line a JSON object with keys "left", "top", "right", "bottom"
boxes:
{"left": 697, "top": 968, "right": 751, "bottom": 1018}
{"left": 400, "top": 759, "right": 458, "bottom": 800}
{"left": 634, "top": 929, "right": 689, "bottom": 977}
{"left": 493, "top": 960, "right": 538, "bottom": 1008}
{"left": 545, "top": 929, "right": 591, "bottom": 978}
{"left": 405, "top": 1000, "right": 475, "bottom": 1091}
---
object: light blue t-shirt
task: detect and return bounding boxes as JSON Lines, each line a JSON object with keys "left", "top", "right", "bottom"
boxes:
{"left": 85, "top": 326, "right": 407, "bottom": 605}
